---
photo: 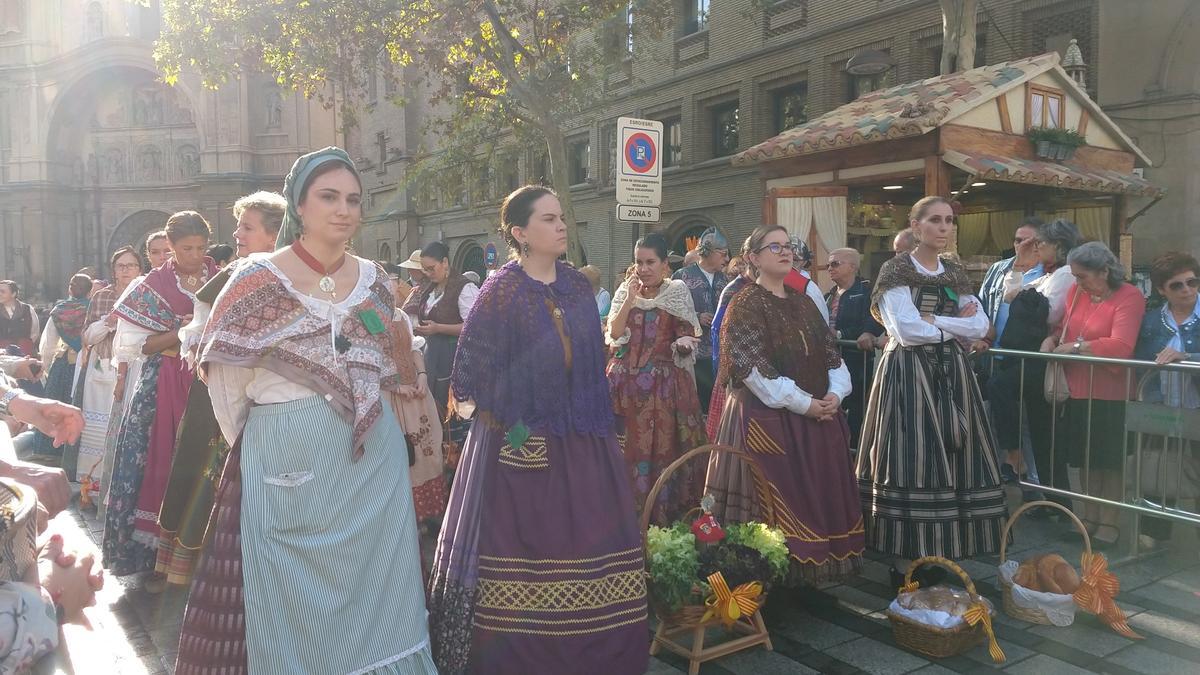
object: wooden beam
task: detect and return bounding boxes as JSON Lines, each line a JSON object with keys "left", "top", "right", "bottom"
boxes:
{"left": 996, "top": 95, "right": 1013, "bottom": 134}
{"left": 924, "top": 155, "right": 950, "bottom": 197}
{"left": 769, "top": 186, "right": 849, "bottom": 198}
{"left": 1077, "top": 108, "right": 1090, "bottom": 136}
{"left": 758, "top": 134, "right": 939, "bottom": 180}
{"left": 940, "top": 124, "right": 1136, "bottom": 173}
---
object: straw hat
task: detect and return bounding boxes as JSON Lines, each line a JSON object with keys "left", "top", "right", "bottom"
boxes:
{"left": 398, "top": 250, "right": 423, "bottom": 270}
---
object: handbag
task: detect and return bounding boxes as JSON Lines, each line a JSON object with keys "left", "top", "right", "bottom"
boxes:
{"left": 1044, "top": 288, "right": 1080, "bottom": 404}
{"left": 1126, "top": 443, "right": 1200, "bottom": 500}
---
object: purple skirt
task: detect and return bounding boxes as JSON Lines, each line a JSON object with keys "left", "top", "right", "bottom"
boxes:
{"left": 428, "top": 416, "right": 649, "bottom": 675}
{"left": 706, "top": 388, "right": 865, "bottom": 583}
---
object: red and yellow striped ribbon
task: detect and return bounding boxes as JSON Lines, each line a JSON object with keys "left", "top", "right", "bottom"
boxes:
{"left": 1074, "top": 552, "right": 1143, "bottom": 640}
{"left": 702, "top": 572, "right": 762, "bottom": 628}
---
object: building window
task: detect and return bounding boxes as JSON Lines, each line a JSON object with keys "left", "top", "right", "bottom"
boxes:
{"left": 661, "top": 116, "right": 683, "bottom": 168}
{"left": 605, "top": 3, "right": 634, "bottom": 58}
{"left": 445, "top": 169, "right": 466, "bottom": 207}
{"left": 1028, "top": 85, "right": 1064, "bottom": 129}
{"left": 474, "top": 164, "right": 492, "bottom": 204}
{"left": 500, "top": 155, "right": 520, "bottom": 194}
{"left": 367, "top": 65, "right": 378, "bottom": 103}
{"left": 531, "top": 152, "right": 550, "bottom": 185}
{"left": 710, "top": 101, "right": 739, "bottom": 158}
{"left": 772, "top": 84, "right": 807, "bottom": 134}
{"left": 682, "top": 0, "right": 709, "bottom": 35}
{"left": 602, "top": 124, "right": 617, "bottom": 185}
{"left": 568, "top": 138, "right": 589, "bottom": 185}
{"left": 376, "top": 132, "right": 388, "bottom": 167}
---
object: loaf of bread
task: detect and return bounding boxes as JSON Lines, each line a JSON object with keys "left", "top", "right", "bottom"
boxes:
{"left": 1012, "top": 554, "right": 1080, "bottom": 594}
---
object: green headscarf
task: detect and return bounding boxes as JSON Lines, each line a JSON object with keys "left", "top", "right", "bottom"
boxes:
{"left": 275, "top": 146, "right": 362, "bottom": 251}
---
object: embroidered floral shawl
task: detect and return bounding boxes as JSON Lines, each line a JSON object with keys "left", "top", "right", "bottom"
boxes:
{"left": 48, "top": 297, "right": 89, "bottom": 353}
{"left": 199, "top": 258, "right": 401, "bottom": 457}
{"left": 113, "top": 257, "right": 216, "bottom": 334}
{"left": 451, "top": 260, "right": 614, "bottom": 437}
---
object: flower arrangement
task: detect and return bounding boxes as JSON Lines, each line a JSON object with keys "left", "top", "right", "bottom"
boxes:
{"left": 645, "top": 511, "right": 789, "bottom": 613}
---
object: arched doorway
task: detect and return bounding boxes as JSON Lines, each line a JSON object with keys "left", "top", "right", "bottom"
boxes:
{"left": 455, "top": 241, "right": 487, "bottom": 280}
{"left": 378, "top": 242, "right": 392, "bottom": 263}
{"left": 108, "top": 209, "right": 171, "bottom": 258}
{"left": 668, "top": 219, "right": 723, "bottom": 259}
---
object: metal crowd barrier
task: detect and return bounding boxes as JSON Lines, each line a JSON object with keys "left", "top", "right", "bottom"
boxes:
{"left": 834, "top": 338, "right": 1200, "bottom": 553}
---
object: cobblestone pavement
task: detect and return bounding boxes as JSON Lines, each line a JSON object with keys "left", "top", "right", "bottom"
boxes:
{"left": 45, "top": 490, "right": 1200, "bottom": 674}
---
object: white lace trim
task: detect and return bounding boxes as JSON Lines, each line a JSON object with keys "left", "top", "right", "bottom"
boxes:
{"left": 255, "top": 256, "right": 378, "bottom": 353}
{"left": 345, "top": 636, "right": 430, "bottom": 675}
{"left": 257, "top": 256, "right": 376, "bottom": 316}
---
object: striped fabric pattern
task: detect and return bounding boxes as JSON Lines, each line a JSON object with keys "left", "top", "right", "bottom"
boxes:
{"left": 856, "top": 284, "right": 1007, "bottom": 560}
{"left": 239, "top": 397, "right": 435, "bottom": 675}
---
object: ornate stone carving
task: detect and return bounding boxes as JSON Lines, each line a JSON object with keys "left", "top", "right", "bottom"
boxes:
{"left": 137, "top": 145, "right": 162, "bottom": 181}
{"left": 176, "top": 144, "right": 200, "bottom": 179}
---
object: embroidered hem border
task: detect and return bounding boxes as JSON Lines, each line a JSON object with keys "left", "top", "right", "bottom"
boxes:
{"left": 472, "top": 546, "right": 648, "bottom": 637}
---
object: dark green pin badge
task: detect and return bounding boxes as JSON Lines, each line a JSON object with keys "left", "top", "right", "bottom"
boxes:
{"left": 506, "top": 421, "right": 530, "bottom": 450}
{"left": 359, "top": 309, "right": 386, "bottom": 335}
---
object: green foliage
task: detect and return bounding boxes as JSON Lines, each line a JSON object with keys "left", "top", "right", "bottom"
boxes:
{"left": 645, "top": 523, "right": 700, "bottom": 613}
{"left": 1025, "top": 127, "right": 1087, "bottom": 148}
{"left": 156, "top": 0, "right": 675, "bottom": 264}
{"left": 646, "top": 521, "right": 791, "bottom": 612}
{"left": 724, "top": 522, "right": 790, "bottom": 583}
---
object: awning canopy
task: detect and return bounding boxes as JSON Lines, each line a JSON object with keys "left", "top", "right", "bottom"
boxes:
{"left": 942, "top": 150, "right": 1164, "bottom": 198}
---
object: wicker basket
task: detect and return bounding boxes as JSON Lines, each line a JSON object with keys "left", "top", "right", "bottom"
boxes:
{"left": 0, "top": 478, "right": 38, "bottom": 583}
{"left": 998, "top": 500, "right": 1091, "bottom": 625}
{"left": 887, "top": 556, "right": 1000, "bottom": 661}
{"left": 641, "top": 444, "right": 775, "bottom": 675}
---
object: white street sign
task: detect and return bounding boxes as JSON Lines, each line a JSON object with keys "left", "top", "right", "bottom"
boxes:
{"left": 617, "top": 204, "right": 661, "bottom": 223}
{"left": 616, "top": 116, "right": 663, "bottom": 207}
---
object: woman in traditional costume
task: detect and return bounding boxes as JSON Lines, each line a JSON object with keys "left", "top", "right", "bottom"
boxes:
{"left": 856, "top": 196, "right": 1006, "bottom": 570}
{"left": 98, "top": 229, "right": 171, "bottom": 521}
{"left": 705, "top": 225, "right": 865, "bottom": 584}
{"left": 155, "top": 192, "right": 287, "bottom": 587}
{"left": 705, "top": 263, "right": 754, "bottom": 442}
{"left": 175, "top": 148, "right": 434, "bottom": 675}
{"left": 414, "top": 240, "right": 478, "bottom": 416}
{"left": 69, "top": 247, "right": 142, "bottom": 502}
{"left": 428, "top": 185, "right": 648, "bottom": 674}
{"left": 606, "top": 232, "right": 706, "bottom": 520}
{"left": 27, "top": 274, "right": 92, "bottom": 458}
{"left": 388, "top": 284, "right": 447, "bottom": 529}
{"left": 102, "top": 212, "right": 215, "bottom": 584}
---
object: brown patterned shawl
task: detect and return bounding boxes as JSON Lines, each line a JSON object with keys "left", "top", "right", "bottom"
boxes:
{"left": 199, "top": 258, "right": 400, "bottom": 458}
{"left": 718, "top": 282, "right": 842, "bottom": 397}
{"left": 870, "top": 253, "right": 975, "bottom": 324}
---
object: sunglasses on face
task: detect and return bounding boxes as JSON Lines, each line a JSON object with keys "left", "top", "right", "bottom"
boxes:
{"left": 827, "top": 260, "right": 844, "bottom": 268}
{"left": 1167, "top": 277, "right": 1200, "bottom": 292}
{"left": 755, "top": 242, "right": 799, "bottom": 256}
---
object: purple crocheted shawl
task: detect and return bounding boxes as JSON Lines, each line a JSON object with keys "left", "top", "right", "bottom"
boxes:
{"left": 451, "top": 260, "right": 614, "bottom": 437}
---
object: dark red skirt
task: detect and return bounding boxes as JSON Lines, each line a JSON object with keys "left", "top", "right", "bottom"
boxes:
{"left": 706, "top": 388, "right": 865, "bottom": 583}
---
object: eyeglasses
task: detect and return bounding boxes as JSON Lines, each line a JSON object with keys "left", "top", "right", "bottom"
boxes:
{"left": 827, "top": 260, "right": 844, "bottom": 269}
{"left": 754, "top": 242, "right": 799, "bottom": 256}
{"left": 114, "top": 262, "right": 141, "bottom": 270}
{"left": 1167, "top": 277, "right": 1200, "bottom": 292}
{"left": 1014, "top": 237, "right": 1033, "bottom": 246}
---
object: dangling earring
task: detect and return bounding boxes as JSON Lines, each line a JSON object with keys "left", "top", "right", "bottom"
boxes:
{"left": 522, "top": 240, "right": 531, "bottom": 256}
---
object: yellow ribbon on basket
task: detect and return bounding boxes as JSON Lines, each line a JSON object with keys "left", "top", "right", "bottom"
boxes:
{"left": 962, "top": 601, "right": 1006, "bottom": 663}
{"left": 702, "top": 572, "right": 762, "bottom": 628}
{"left": 1073, "top": 552, "right": 1143, "bottom": 640}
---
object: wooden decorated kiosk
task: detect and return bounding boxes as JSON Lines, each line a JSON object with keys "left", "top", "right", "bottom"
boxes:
{"left": 733, "top": 53, "right": 1163, "bottom": 286}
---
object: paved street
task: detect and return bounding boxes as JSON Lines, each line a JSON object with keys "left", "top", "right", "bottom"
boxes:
{"left": 45, "top": 491, "right": 1200, "bottom": 674}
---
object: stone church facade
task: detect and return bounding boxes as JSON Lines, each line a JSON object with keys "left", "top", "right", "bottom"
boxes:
{"left": 0, "top": 0, "right": 339, "bottom": 301}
